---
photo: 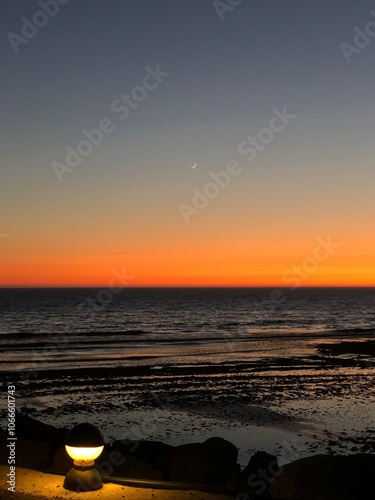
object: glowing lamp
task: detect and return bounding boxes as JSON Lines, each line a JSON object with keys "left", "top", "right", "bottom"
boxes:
{"left": 63, "top": 423, "right": 104, "bottom": 492}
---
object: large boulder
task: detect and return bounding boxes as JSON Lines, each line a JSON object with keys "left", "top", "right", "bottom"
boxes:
{"left": 233, "top": 451, "right": 279, "bottom": 495}
{"left": 15, "top": 414, "right": 68, "bottom": 446}
{"left": 157, "top": 437, "right": 240, "bottom": 486}
{"left": 110, "top": 439, "right": 174, "bottom": 480}
{"left": 268, "top": 453, "right": 375, "bottom": 500}
{"left": 112, "top": 439, "right": 175, "bottom": 465}
{"left": 108, "top": 453, "right": 163, "bottom": 481}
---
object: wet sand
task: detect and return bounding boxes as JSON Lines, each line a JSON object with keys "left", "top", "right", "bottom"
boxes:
{"left": 1, "top": 339, "right": 374, "bottom": 467}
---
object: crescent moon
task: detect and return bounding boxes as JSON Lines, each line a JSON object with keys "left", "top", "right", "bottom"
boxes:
{"left": 191, "top": 163, "right": 197, "bottom": 169}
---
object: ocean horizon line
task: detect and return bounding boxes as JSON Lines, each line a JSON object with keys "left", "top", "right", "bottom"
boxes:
{"left": 1, "top": 285, "right": 375, "bottom": 289}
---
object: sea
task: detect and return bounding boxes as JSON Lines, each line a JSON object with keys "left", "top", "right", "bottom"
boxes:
{"left": 1, "top": 287, "right": 374, "bottom": 465}
{"left": 1, "top": 287, "right": 374, "bottom": 371}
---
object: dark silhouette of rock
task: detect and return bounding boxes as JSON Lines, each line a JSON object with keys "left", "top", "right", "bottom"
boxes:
{"left": 108, "top": 453, "right": 163, "bottom": 481}
{"left": 268, "top": 453, "right": 375, "bottom": 500}
{"left": 112, "top": 438, "right": 175, "bottom": 466}
{"left": 233, "top": 450, "right": 279, "bottom": 495}
{"left": 157, "top": 437, "right": 240, "bottom": 486}
{"left": 15, "top": 414, "right": 69, "bottom": 446}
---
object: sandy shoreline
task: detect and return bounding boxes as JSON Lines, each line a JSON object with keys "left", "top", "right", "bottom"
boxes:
{"left": 0, "top": 466, "right": 235, "bottom": 500}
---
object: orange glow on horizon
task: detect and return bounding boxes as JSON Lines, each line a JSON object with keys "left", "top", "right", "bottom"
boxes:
{"left": 1, "top": 258, "right": 375, "bottom": 288}
{"left": 2, "top": 232, "right": 375, "bottom": 288}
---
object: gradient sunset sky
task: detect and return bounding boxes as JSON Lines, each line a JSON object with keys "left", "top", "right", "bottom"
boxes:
{"left": 1, "top": 0, "right": 375, "bottom": 287}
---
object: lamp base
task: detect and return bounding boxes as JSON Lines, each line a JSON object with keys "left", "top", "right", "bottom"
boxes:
{"left": 63, "top": 466, "right": 102, "bottom": 492}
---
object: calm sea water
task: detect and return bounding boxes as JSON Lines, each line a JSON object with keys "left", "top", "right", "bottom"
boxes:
{"left": 1, "top": 287, "right": 374, "bottom": 372}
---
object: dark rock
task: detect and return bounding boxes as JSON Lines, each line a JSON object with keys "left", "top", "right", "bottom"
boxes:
{"left": 159, "top": 444, "right": 214, "bottom": 484}
{"left": 15, "top": 414, "right": 69, "bottom": 446}
{"left": 268, "top": 453, "right": 375, "bottom": 500}
{"left": 112, "top": 439, "right": 175, "bottom": 465}
{"left": 204, "top": 437, "right": 239, "bottom": 468}
{"left": 233, "top": 451, "right": 279, "bottom": 495}
{"left": 108, "top": 453, "right": 163, "bottom": 481}
{"left": 157, "top": 437, "right": 239, "bottom": 486}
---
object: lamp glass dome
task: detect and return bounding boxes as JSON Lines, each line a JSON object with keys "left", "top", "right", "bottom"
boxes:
{"left": 66, "top": 445, "right": 104, "bottom": 463}
{"left": 65, "top": 422, "right": 104, "bottom": 447}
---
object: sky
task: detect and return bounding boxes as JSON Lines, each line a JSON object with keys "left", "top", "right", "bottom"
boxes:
{"left": 1, "top": 0, "right": 375, "bottom": 287}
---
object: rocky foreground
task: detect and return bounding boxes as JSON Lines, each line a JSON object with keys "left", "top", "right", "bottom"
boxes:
{"left": 1, "top": 415, "right": 375, "bottom": 499}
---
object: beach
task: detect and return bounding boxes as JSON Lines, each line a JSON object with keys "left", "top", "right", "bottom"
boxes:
{"left": 2, "top": 338, "right": 374, "bottom": 468}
